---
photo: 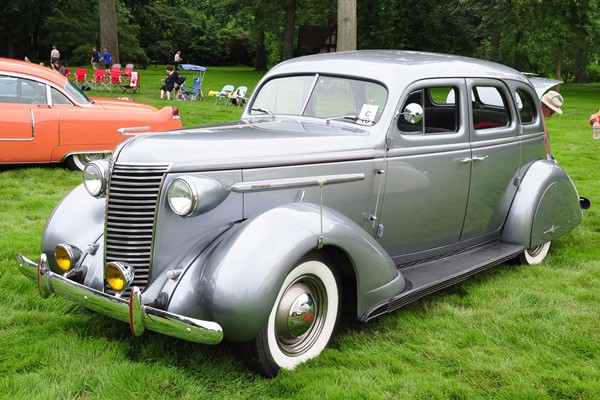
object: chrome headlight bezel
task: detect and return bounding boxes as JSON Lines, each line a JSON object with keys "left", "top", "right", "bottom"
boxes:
{"left": 167, "top": 175, "right": 230, "bottom": 217}
{"left": 54, "top": 244, "right": 82, "bottom": 272}
{"left": 105, "top": 261, "right": 135, "bottom": 293}
{"left": 83, "top": 160, "right": 109, "bottom": 198}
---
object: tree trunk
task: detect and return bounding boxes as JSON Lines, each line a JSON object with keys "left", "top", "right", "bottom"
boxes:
{"left": 99, "top": 0, "right": 119, "bottom": 64}
{"left": 282, "top": 0, "right": 296, "bottom": 61}
{"left": 337, "top": 0, "right": 356, "bottom": 51}
{"left": 255, "top": 31, "right": 268, "bottom": 71}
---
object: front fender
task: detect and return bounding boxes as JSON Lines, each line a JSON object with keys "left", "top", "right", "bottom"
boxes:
{"left": 502, "top": 160, "right": 582, "bottom": 248}
{"left": 194, "top": 202, "right": 404, "bottom": 342}
{"left": 41, "top": 184, "right": 106, "bottom": 271}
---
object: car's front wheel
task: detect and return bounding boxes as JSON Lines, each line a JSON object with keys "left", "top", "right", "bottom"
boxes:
{"left": 66, "top": 153, "right": 108, "bottom": 171}
{"left": 246, "top": 253, "right": 341, "bottom": 377}
{"left": 519, "top": 241, "right": 551, "bottom": 265}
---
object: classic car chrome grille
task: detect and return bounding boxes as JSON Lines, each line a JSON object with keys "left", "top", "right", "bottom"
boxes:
{"left": 104, "top": 163, "right": 170, "bottom": 295}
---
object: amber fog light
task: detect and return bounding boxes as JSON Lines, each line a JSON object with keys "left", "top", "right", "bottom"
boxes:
{"left": 54, "top": 244, "right": 82, "bottom": 272}
{"left": 105, "top": 262, "right": 134, "bottom": 292}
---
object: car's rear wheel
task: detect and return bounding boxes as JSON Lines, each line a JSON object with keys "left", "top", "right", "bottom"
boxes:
{"left": 519, "top": 241, "right": 551, "bottom": 265}
{"left": 246, "top": 253, "right": 341, "bottom": 377}
{"left": 66, "top": 153, "right": 108, "bottom": 171}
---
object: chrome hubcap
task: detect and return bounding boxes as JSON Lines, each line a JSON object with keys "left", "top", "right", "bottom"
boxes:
{"left": 274, "top": 277, "right": 326, "bottom": 356}
{"left": 79, "top": 153, "right": 105, "bottom": 163}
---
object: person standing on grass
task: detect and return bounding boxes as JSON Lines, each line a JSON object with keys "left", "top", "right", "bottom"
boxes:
{"left": 174, "top": 50, "right": 183, "bottom": 70}
{"left": 100, "top": 48, "right": 111, "bottom": 70}
{"left": 91, "top": 47, "right": 101, "bottom": 70}
{"left": 540, "top": 90, "right": 563, "bottom": 160}
{"left": 50, "top": 46, "right": 60, "bottom": 64}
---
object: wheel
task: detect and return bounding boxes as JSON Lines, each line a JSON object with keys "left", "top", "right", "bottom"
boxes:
{"left": 519, "top": 241, "right": 551, "bottom": 265}
{"left": 246, "top": 253, "right": 341, "bottom": 377}
{"left": 66, "top": 153, "right": 108, "bottom": 171}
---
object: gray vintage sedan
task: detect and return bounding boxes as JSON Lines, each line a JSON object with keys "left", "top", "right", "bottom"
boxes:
{"left": 18, "top": 50, "right": 589, "bottom": 376}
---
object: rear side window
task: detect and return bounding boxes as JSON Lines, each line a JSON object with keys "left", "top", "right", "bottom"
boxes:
{"left": 0, "top": 75, "right": 47, "bottom": 104}
{"left": 515, "top": 89, "right": 535, "bottom": 124}
{"left": 471, "top": 86, "right": 510, "bottom": 130}
{"left": 398, "top": 86, "right": 459, "bottom": 134}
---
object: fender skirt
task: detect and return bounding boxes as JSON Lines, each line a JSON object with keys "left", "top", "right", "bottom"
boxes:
{"left": 502, "top": 160, "right": 583, "bottom": 248}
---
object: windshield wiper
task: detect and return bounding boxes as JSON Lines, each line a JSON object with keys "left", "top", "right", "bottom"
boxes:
{"left": 251, "top": 107, "right": 272, "bottom": 115}
{"left": 325, "top": 115, "right": 360, "bottom": 125}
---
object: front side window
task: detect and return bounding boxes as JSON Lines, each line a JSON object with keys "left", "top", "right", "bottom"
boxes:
{"left": 51, "top": 87, "right": 73, "bottom": 106}
{"left": 250, "top": 75, "right": 388, "bottom": 125}
{"left": 398, "top": 86, "right": 459, "bottom": 134}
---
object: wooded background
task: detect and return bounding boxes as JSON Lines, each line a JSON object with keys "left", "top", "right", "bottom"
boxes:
{"left": 1, "top": 0, "right": 599, "bottom": 82}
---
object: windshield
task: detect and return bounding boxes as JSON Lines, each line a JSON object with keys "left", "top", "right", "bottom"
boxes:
{"left": 249, "top": 75, "right": 388, "bottom": 125}
{"left": 64, "top": 79, "right": 92, "bottom": 104}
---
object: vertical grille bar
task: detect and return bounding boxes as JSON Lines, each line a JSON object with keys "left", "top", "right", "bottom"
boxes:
{"left": 105, "top": 163, "right": 170, "bottom": 295}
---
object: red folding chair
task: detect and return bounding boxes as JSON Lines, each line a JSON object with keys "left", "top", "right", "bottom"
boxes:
{"left": 74, "top": 68, "right": 89, "bottom": 88}
{"left": 109, "top": 70, "right": 122, "bottom": 92}
{"left": 123, "top": 63, "right": 134, "bottom": 77}
{"left": 121, "top": 71, "right": 140, "bottom": 94}
{"left": 91, "top": 69, "right": 109, "bottom": 91}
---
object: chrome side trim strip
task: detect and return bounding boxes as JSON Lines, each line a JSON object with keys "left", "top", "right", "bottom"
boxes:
{"left": 230, "top": 172, "right": 365, "bottom": 193}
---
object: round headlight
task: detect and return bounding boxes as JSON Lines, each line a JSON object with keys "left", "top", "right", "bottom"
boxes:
{"left": 83, "top": 160, "right": 109, "bottom": 197}
{"left": 167, "top": 177, "right": 197, "bottom": 216}
{"left": 167, "top": 176, "right": 230, "bottom": 217}
{"left": 54, "top": 244, "right": 82, "bottom": 272}
{"left": 105, "top": 262, "right": 134, "bottom": 292}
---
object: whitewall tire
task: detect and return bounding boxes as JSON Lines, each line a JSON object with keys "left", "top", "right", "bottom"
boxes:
{"left": 247, "top": 254, "right": 341, "bottom": 377}
{"left": 519, "top": 241, "right": 551, "bottom": 265}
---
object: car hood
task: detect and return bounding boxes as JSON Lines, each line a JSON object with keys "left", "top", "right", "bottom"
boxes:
{"left": 90, "top": 97, "right": 158, "bottom": 112}
{"left": 115, "top": 119, "right": 377, "bottom": 171}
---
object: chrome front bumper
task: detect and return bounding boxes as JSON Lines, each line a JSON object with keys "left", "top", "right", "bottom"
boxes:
{"left": 18, "top": 253, "right": 223, "bottom": 345}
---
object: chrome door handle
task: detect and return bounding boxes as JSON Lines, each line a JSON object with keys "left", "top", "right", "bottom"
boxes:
{"left": 458, "top": 155, "right": 488, "bottom": 163}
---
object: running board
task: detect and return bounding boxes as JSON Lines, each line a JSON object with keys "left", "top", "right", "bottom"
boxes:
{"left": 362, "top": 241, "right": 524, "bottom": 322}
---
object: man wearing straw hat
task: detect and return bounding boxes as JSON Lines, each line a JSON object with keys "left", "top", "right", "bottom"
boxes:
{"left": 540, "top": 90, "right": 563, "bottom": 160}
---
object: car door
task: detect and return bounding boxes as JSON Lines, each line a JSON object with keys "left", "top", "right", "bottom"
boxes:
{"left": 0, "top": 75, "right": 58, "bottom": 163}
{"left": 377, "top": 79, "right": 471, "bottom": 261}
{"left": 459, "top": 79, "right": 521, "bottom": 241}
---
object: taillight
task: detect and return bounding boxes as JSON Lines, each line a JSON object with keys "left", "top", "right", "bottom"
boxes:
{"left": 171, "top": 107, "right": 180, "bottom": 119}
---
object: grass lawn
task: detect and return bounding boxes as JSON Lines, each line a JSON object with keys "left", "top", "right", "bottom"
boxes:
{"left": 0, "top": 69, "right": 599, "bottom": 399}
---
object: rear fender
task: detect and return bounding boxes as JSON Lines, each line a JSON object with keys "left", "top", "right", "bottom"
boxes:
{"left": 171, "top": 202, "right": 404, "bottom": 342}
{"left": 502, "top": 160, "right": 582, "bottom": 248}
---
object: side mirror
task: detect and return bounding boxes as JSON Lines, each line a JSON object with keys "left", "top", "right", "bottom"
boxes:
{"left": 402, "top": 103, "right": 423, "bottom": 124}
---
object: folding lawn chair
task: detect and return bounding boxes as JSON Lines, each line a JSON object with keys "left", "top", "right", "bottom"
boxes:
{"left": 91, "top": 69, "right": 109, "bottom": 91}
{"left": 121, "top": 71, "right": 140, "bottom": 94}
{"left": 227, "top": 86, "right": 248, "bottom": 107}
{"left": 109, "top": 70, "right": 122, "bottom": 92}
{"left": 123, "top": 63, "right": 134, "bottom": 77}
{"left": 178, "top": 64, "right": 206, "bottom": 101}
{"left": 74, "top": 68, "right": 89, "bottom": 89}
{"left": 179, "top": 77, "right": 203, "bottom": 101}
{"left": 214, "top": 84, "right": 234, "bottom": 105}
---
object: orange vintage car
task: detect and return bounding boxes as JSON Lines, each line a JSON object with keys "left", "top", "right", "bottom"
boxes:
{"left": 0, "top": 58, "right": 182, "bottom": 170}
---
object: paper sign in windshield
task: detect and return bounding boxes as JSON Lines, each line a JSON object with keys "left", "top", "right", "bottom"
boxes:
{"left": 357, "top": 104, "right": 379, "bottom": 125}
